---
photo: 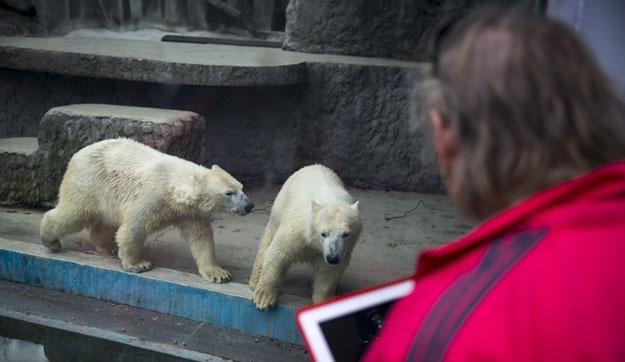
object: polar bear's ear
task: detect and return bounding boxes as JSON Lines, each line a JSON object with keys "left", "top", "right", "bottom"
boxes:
{"left": 350, "top": 201, "right": 360, "bottom": 213}
{"left": 311, "top": 200, "right": 322, "bottom": 214}
{"left": 211, "top": 165, "right": 224, "bottom": 173}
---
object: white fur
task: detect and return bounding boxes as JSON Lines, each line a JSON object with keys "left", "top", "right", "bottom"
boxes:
{"left": 249, "top": 164, "right": 362, "bottom": 310}
{"left": 40, "top": 138, "right": 252, "bottom": 283}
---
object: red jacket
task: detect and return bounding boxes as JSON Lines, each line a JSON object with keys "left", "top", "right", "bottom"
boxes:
{"left": 364, "top": 160, "right": 625, "bottom": 362}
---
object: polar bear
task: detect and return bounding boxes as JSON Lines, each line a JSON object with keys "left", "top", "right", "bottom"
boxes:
{"left": 249, "top": 164, "right": 362, "bottom": 310}
{"left": 40, "top": 138, "right": 254, "bottom": 283}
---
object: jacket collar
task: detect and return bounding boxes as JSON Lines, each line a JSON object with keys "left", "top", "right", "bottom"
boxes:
{"left": 416, "top": 159, "right": 625, "bottom": 275}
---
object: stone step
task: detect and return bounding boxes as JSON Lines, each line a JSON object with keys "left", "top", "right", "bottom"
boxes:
{"left": 39, "top": 104, "right": 206, "bottom": 158}
{"left": 0, "top": 137, "right": 38, "bottom": 156}
{"left": 0, "top": 137, "right": 41, "bottom": 206}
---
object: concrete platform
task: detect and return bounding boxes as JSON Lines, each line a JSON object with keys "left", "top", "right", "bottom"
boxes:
{"left": 0, "top": 185, "right": 470, "bottom": 298}
{"left": 0, "top": 185, "right": 470, "bottom": 346}
{"left": 0, "top": 36, "right": 420, "bottom": 87}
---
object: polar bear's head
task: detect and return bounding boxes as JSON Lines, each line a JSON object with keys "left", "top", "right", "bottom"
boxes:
{"left": 178, "top": 165, "right": 254, "bottom": 215}
{"left": 206, "top": 165, "right": 254, "bottom": 215}
{"left": 311, "top": 201, "right": 362, "bottom": 266}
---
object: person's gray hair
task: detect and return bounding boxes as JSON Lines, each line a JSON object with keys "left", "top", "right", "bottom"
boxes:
{"left": 429, "top": 7, "right": 625, "bottom": 220}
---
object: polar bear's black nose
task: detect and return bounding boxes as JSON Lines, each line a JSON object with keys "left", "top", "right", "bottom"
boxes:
{"left": 326, "top": 255, "right": 340, "bottom": 265}
{"left": 245, "top": 202, "right": 254, "bottom": 213}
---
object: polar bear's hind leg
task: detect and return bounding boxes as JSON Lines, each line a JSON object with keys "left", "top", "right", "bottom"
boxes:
{"left": 40, "top": 206, "right": 86, "bottom": 253}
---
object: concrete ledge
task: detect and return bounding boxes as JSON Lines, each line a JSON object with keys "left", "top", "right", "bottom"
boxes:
{"left": 0, "top": 37, "right": 305, "bottom": 87}
{"left": 0, "top": 36, "right": 419, "bottom": 87}
{"left": 0, "top": 238, "right": 307, "bottom": 345}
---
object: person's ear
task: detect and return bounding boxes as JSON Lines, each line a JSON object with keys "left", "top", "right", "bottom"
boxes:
{"left": 428, "top": 108, "right": 459, "bottom": 180}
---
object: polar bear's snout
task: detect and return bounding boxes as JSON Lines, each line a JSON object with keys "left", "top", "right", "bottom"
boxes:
{"left": 325, "top": 254, "right": 340, "bottom": 265}
{"left": 322, "top": 237, "right": 345, "bottom": 265}
{"left": 233, "top": 192, "right": 254, "bottom": 215}
{"left": 210, "top": 164, "right": 254, "bottom": 216}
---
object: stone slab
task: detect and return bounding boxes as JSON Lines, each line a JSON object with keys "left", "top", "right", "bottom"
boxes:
{"left": 39, "top": 104, "right": 206, "bottom": 158}
{"left": 46, "top": 104, "right": 201, "bottom": 124}
{"left": 0, "top": 36, "right": 418, "bottom": 87}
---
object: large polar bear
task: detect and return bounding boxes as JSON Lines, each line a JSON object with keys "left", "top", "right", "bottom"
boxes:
{"left": 250, "top": 164, "right": 362, "bottom": 310}
{"left": 40, "top": 138, "right": 254, "bottom": 283}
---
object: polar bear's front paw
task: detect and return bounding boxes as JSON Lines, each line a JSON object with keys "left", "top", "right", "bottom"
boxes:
{"left": 253, "top": 286, "right": 279, "bottom": 311}
{"left": 121, "top": 260, "right": 153, "bottom": 273}
{"left": 199, "top": 266, "right": 232, "bottom": 283}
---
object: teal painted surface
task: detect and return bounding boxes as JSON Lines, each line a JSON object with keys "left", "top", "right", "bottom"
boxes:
{"left": 0, "top": 248, "right": 302, "bottom": 345}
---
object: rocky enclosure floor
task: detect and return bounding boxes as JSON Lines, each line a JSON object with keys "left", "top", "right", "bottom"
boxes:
{"left": 0, "top": 185, "right": 471, "bottom": 299}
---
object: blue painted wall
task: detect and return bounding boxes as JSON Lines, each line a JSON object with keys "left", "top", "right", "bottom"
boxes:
{"left": 0, "top": 246, "right": 303, "bottom": 345}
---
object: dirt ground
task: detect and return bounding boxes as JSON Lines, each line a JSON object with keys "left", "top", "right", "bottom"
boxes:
{"left": 0, "top": 185, "right": 472, "bottom": 299}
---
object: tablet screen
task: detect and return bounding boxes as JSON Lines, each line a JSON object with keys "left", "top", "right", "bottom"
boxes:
{"left": 297, "top": 279, "right": 414, "bottom": 362}
{"left": 318, "top": 299, "right": 393, "bottom": 361}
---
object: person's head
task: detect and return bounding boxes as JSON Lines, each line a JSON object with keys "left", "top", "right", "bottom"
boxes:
{"left": 426, "top": 7, "right": 625, "bottom": 220}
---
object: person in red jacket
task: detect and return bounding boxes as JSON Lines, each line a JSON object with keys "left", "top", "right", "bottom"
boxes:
{"left": 364, "top": 7, "right": 625, "bottom": 362}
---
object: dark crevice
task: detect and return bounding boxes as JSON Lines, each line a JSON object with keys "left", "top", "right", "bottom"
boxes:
{"left": 0, "top": 1, "right": 37, "bottom": 17}
{"left": 270, "top": 0, "right": 287, "bottom": 31}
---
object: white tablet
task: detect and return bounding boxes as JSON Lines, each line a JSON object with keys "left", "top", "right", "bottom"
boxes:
{"left": 296, "top": 278, "right": 415, "bottom": 362}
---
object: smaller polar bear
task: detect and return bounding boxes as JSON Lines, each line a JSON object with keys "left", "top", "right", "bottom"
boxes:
{"left": 40, "top": 138, "right": 254, "bottom": 283}
{"left": 250, "top": 164, "right": 362, "bottom": 310}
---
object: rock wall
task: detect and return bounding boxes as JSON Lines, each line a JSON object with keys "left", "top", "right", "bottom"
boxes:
{"left": 298, "top": 64, "right": 440, "bottom": 191}
{"left": 0, "top": 0, "right": 285, "bottom": 36}
{"left": 0, "top": 66, "right": 443, "bottom": 201}
{"left": 284, "top": 0, "right": 534, "bottom": 61}
{"left": 2, "top": 0, "right": 535, "bottom": 60}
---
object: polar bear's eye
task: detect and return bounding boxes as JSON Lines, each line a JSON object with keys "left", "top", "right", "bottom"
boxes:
{"left": 224, "top": 191, "right": 235, "bottom": 196}
{"left": 321, "top": 232, "right": 328, "bottom": 238}
{"left": 342, "top": 232, "right": 350, "bottom": 238}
